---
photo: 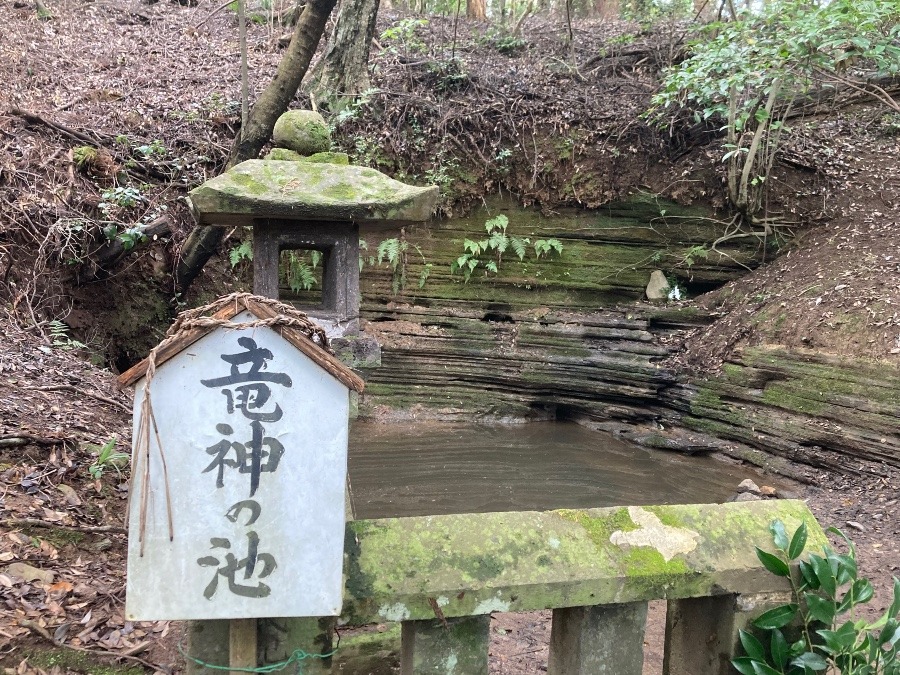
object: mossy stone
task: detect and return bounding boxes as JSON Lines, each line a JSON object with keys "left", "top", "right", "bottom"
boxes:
{"left": 266, "top": 148, "right": 305, "bottom": 161}
{"left": 304, "top": 151, "right": 350, "bottom": 165}
{"left": 272, "top": 110, "right": 331, "bottom": 155}
{"left": 265, "top": 148, "right": 350, "bottom": 165}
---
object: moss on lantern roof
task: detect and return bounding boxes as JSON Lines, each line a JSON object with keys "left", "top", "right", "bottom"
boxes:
{"left": 188, "top": 160, "right": 439, "bottom": 226}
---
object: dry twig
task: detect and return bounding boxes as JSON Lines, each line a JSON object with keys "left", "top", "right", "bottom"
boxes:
{"left": 35, "top": 384, "right": 131, "bottom": 414}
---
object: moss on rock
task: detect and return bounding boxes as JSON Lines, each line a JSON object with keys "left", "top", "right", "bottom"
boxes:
{"left": 189, "top": 160, "right": 439, "bottom": 225}
{"left": 272, "top": 110, "right": 331, "bottom": 155}
{"left": 265, "top": 148, "right": 351, "bottom": 165}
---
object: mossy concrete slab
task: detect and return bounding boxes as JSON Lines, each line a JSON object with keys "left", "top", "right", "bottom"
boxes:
{"left": 341, "top": 500, "right": 824, "bottom": 624}
{"left": 189, "top": 160, "right": 439, "bottom": 227}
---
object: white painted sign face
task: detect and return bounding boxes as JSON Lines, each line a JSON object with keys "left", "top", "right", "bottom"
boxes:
{"left": 125, "top": 313, "right": 349, "bottom": 620}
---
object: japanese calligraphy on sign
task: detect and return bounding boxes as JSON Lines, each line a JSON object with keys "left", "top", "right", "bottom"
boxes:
{"left": 125, "top": 312, "right": 351, "bottom": 620}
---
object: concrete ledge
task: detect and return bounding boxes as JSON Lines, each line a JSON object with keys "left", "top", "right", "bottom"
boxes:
{"left": 342, "top": 500, "right": 824, "bottom": 624}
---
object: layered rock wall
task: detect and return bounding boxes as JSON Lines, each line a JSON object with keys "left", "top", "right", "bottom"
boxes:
{"left": 343, "top": 197, "right": 900, "bottom": 477}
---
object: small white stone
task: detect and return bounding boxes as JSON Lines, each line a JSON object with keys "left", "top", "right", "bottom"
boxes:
{"left": 646, "top": 270, "right": 669, "bottom": 301}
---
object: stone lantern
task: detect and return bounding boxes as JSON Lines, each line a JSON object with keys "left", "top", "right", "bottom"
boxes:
{"left": 187, "top": 110, "right": 438, "bottom": 338}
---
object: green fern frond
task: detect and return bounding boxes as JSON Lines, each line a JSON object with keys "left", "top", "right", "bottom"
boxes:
{"left": 510, "top": 237, "right": 527, "bottom": 260}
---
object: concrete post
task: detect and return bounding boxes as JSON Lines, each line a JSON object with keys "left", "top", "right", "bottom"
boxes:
{"left": 663, "top": 592, "right": 793, "bottom": 675}
{"left": 663, "top": 595, "right": 736, "bottom": 675}
{"left": 252, "top": 222, "right": 281, "bottom": 299}
{"left": 259, "top": 617, "right": 334, "bottom": 674}
{"left": 548, "top": 602, "right": 648, "bottom": 675}
{"left": 400, "top": 615, "right": 490, "bottom": 675}
{"left": 185, "top": 619, "right": 230, "bottom": 675}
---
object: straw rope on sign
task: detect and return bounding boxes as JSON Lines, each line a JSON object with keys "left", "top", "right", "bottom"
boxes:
{"left": 129, "top": 293, "right": 335, "bottom": 554}
{"left": 165, "top": 292, "right": 331, "bottom": 352}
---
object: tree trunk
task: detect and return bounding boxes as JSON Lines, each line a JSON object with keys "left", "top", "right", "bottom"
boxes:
{"left": 466, "top": 0, "right": 486, "bottom": 19}
{"left": 304, "top": 0, "right": 381, "bottom": 110}
{"left": 174, "top": 0, "right": 337, "bottom": 294}
{"left": 595, "top": 0, "right": 620, "bottom": 18}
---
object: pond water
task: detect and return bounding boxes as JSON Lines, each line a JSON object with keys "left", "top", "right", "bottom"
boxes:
{"left": 347, "top": 421, "right": 773, "bottom": 520}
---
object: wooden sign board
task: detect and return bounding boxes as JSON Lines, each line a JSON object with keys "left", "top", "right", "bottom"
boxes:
{"left": 125, "top": 312, "right": 349, "bottom": 620}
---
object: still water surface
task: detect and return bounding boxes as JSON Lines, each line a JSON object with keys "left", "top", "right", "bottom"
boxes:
{"left": 347, "top": 421, "right": 769, "bottom": 519}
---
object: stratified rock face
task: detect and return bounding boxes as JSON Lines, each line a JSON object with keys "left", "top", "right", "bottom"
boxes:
{"left": 188, "top": 160, "right": 439, "bottom": 226}
{"left": 272, "top": 109, "right": 331, "bottom": 155}
{"left": 359, "top": 305, "right": 686, "bottom": 423}
{"left": 682, "top": 346, "right": 900, "bottom": 472}
{"left": 356, "top": 303, "right": 900, "bottom": 475}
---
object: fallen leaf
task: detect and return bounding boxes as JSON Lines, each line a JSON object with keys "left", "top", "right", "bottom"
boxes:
{"left": 48, "top": 580, "right": 73, "bottom": 595}
{"left": 53, "top": 623, "right": 71, "bottom": 643}
{"left": 56, "top": 485, "right": 81, "bottom": 506}
{"left": 39, "top": 540, "right": 59, "bottom": 560}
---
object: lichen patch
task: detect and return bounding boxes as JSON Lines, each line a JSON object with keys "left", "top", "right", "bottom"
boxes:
{"left": 378, "top": 602, "right": 411, "bottom": 621}
{"left": 473, "top": 594, "right": 511, "bottom": 615}
{"left": 610, "top": 506, "right": 700, "bottom": 561}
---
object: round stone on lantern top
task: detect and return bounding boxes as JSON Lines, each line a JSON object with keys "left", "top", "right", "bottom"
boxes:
{"left": 272, "top": 110, "right": 331, "bottom": 156}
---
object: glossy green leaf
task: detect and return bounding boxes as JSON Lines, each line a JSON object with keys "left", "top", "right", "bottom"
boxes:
{"left": 853, "top": 579, "right": 875, "bottom": 606}
{"left": 757, "top": 548, "right": 790, "bottom": 577}
{"left": 751, "top": 661, "right": 784, "bottom": 675}
{"left": 799, "top": 560, "right": 819, "bottom": 590}
{"left": 817, "top": 621, "right": 857, "bottom": 652}
{"left": 770, "top": 628, "right": 789, "bottom": 670}
{"left": 788, "top": 522, "right": 808, "bottom": 560}
{"left": 754, "top": 604, "right": 799, "bottom": 630}
{"left": 732, "top": 657, "right": 758, "bottom": 675}
{"left": 805, "top": 593, "right": 836, "bottom": 625}
{"left": 791, "top": 651, "right": 829, "bottom": 670}
{"left": 881, "top": 619, "right": 900, "bottom": 648}
{"left": 740, "top": 630, "right": 766, "bottom": 662}
{"left": 771, "top": 520, "right": 789, "bottom": 552}
{"left": 889, "top": 578, "right": 900, "bottom": 618}
{"left": 832, "top": 552, "right": 857, "bottom": 585}
{"left": 811, "top": 555, "right": 837, "bottom": 597}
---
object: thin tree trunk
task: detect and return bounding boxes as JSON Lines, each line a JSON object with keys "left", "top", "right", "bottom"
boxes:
{"left": 174, "top": 0, "right": 337, "bottom": 294}
{"left": 305, "top": 0, "right": 381, "bottom": 109}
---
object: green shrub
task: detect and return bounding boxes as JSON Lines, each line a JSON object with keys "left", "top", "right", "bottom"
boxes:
{"left": 734, "top": 520, "right": 900, "bottom": 674}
